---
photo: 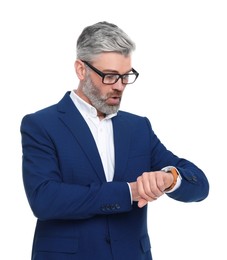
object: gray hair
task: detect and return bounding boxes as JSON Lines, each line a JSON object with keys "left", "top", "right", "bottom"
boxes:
{"left": 76, "top": 21, "right": 136, "bottom": 62}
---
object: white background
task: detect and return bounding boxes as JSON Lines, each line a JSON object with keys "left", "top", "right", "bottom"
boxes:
{"left": 0, "top": 1, "right": 226, "bottom": 259}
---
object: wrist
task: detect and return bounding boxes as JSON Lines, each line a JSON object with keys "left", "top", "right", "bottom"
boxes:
{"left": 163, "top": 167, "right": 179, "bottom": 191}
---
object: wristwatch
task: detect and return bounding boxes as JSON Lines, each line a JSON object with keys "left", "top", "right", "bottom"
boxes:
{"left": 162, "top": 166, "right": 179, "bottom": 191}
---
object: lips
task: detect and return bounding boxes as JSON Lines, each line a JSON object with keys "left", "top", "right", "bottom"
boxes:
{"left": 107, "top": 96, "right": 121, "bottom": 105}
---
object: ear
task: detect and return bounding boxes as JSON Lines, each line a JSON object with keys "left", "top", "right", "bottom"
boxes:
{"left": 74, "top": 60, "right": 86, "bottom": 80}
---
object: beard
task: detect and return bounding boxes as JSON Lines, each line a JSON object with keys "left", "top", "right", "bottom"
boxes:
{"left": 81, "top": 76, "right": 121, "bottom": 115}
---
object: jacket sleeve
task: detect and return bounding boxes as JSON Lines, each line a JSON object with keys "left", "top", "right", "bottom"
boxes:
{"left": 20, "top": 114, "right": 132, "bottom": 221}
{"left": 144, "top": 117, "right": 209, "bottom": 202}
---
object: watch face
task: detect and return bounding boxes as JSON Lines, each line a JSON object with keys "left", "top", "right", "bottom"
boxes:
{"left": 162, "top": 166, "right": 174, "bottom": 172}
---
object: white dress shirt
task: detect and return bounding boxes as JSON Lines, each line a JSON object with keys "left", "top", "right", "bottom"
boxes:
{"left": 70, "top": 90, "right": 116, "bottom": 182}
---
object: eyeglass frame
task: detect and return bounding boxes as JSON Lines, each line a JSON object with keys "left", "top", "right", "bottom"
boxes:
{"left": 81, "top": 60, "right": 139, "bottom": 85}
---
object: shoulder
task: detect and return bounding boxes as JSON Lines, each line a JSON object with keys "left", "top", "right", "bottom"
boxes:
{"left": 117, "top": 110, "right": 150, "bottom": 123}
{"left": 21, "top": 92, "right": 71, "bottom": 123}
{"left": 116, "top": 110, "right": 153, "bottom": 131}
{"left": 21, "top": 104, "right": 57, "bottom": 123}
{"left": 117, "top": 110, "right": 144, "bottom": 119}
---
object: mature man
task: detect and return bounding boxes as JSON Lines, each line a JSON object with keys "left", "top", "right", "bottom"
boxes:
{"left": 21, "top": 21, "right": 209, "bottom": 260}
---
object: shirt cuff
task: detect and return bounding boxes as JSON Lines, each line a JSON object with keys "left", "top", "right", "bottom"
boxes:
{"left": 127, "top": 182, "right": 133, "bottom": 204}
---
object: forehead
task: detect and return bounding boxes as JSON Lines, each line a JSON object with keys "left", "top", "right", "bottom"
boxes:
{"left": 92, "top": 52, "right": 132, "bottom": 72}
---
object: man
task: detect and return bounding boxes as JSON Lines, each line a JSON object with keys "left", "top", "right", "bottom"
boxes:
{"left": 21, "top": 21, "right": 209, "bottom": 260}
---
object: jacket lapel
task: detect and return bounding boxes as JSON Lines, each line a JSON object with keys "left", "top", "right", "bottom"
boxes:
{"left": 112, "top": 113, "right": 131, "bottom": 181}
{"left": 57, "top": 92, "right": 106, "bottom": 182}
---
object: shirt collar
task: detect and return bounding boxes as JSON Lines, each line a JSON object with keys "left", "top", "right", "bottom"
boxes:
{"left": 70, "top": 90, "right": 117, "bottom": 120}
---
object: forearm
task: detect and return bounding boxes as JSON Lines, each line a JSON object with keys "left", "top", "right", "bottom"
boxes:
{"left": 25, "top": 179, "right": 132, "bottom": 220}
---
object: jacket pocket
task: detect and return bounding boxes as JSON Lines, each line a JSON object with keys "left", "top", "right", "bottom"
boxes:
{"left": 34, "top": 237, "right": 79, "bottom": 253}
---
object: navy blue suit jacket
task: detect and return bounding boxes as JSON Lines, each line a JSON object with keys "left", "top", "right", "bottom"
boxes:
{"left": 21, "top": 92, "right": 209, "bottom": 260}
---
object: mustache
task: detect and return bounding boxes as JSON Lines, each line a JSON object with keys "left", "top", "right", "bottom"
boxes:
{"left": 106, "top": 91, "right": 122, "bottom": 98}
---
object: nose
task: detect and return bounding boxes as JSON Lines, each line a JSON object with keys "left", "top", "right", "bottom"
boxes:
{"left": 112, "top": 79, "right": 126, "bottom": 91}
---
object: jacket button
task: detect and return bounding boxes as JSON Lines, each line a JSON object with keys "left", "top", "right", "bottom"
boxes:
{"left": 115, "top": 203, "right": 120, "bottom": 209}
{"left": 106, "top": 204, "right": 111, "bottom": 210}
{"left": 192, "top": 176, "right": 197, "bottom": 182}
{"left": 111, "top": 204, "right": 116, "bottom": 210}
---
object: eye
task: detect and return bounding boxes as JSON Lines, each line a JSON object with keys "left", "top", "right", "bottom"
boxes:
{"left": 105, "top": 74, "right": 118, "bottom": 80}
{"left": 103, "top": 74, "right": 119, "bottom": 84}
{"left": 122, "top": 74, "right": 129, "bottom": 80}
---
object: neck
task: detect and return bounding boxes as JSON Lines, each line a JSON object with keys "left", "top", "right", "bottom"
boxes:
{"left": 97, "top": 112, "right": 106, "bottom": 120}
{"left": 74, "top": 89, "right": 106, "bottom": 120}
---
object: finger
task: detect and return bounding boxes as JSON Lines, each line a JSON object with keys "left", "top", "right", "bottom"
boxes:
{"left": 137, "top": 175, "right": 156, "bottom": 201}
{"left": 142, "top": 172, "right": 163, "bottom": 198}
{"left": 156, "top": 173, "right": 166, "bottom": 193}
{"left": 149, "top": 176, "right": 163, "bottom": 197}
{"left": 138, "top": 198, "right": 148, "bottom": 208}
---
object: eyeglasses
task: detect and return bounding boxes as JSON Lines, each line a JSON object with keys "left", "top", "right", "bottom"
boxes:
{"left": 82, "top": 60, "right": 139, "bottom": 85}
